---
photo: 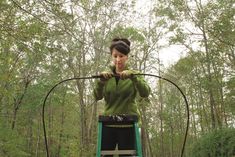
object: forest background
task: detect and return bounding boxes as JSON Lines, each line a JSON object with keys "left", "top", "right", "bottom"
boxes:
{"left": 0, "top": 0, "right": 234, "bottom": 157}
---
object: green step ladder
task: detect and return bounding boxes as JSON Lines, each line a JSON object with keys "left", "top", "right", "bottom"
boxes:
{"left": 96, "top": 115, "right": 143, "bottom": 157}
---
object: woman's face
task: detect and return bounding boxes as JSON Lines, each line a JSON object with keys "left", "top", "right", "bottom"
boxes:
{"left": 111, "top": 48, "right": 128, "bottom": 71}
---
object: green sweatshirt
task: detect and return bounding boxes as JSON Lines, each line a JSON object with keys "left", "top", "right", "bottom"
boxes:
{"left": 93, "top": 66, "right": 150, "bottom": 117}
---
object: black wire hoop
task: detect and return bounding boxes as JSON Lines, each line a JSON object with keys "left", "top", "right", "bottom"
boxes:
{"left": 42, "top": 74, "right": 189, "bottom": 157}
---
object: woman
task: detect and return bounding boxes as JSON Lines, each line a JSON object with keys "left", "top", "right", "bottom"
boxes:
{"left": 94, "top": 38, "right": 150, "bottom": 156}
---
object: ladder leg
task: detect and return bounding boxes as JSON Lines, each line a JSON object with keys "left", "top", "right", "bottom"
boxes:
{"left": 96, "top": 122, "right": 102, "bottom": 157}
{"left": 134, "top": 122, "right": 143, "bottom": 157}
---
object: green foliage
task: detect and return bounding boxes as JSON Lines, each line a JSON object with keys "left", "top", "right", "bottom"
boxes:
{"left": 0, "top": 122, "right": 29, "bottom": 157}
{"left": 173, "top": 55, "right": 196, "bottom": 75}
{"left": 189, "top": 128, "right": 235, "bottom": 157}
{"left": 108, "top": 26, "right": 145, "bottom": 43}
{"left": 225, "top": 76, "right": 235, "bottom": 114}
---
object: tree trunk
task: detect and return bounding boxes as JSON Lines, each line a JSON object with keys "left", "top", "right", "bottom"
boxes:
{"left": 56, "top": 92, "right": 66, "bottom": 157}
{"left": 35, "top": 116, "right": 41, "bottom": 157}
{"left": 199, "top": 19, "right": 217, "bottom": 129}
{"left": 158, "top": 66, "right": 165, "bottom": 157}
{"left": 11, "top": 78, "right": 30, "bottom": 130}
{"left": 140, "top": 103, "right": 153, "bottom": 157}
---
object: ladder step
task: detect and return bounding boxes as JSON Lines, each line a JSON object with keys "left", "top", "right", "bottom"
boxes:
{"left": 101, "top": 150, "right": 136, "bottom": 155}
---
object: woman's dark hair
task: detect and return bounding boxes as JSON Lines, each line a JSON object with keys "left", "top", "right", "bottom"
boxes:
{"left": 110, "top": 38, "right": 131, "bottom": 55}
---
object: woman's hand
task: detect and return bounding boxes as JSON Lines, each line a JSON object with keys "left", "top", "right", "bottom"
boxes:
{"left": 118, "top": 70, "right": 133, "bottom": 79}
{"left": 100, "top": 71, "right": 113, "bottom": 82}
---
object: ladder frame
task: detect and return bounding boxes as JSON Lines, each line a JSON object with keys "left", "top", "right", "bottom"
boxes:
{"left": 96, "top": 115, "right": 143, "bottom": 157}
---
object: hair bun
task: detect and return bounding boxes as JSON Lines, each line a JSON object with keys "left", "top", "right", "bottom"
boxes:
{"left": 112, "top": 38, "right": 131, "bottom": 47}
{"left": 110, "top": 38, "right": 131, "bottom": 55}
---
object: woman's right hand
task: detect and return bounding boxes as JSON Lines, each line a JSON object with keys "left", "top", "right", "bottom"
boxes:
{"left": 100, "top": 72, "right": 113, "bottom": 82}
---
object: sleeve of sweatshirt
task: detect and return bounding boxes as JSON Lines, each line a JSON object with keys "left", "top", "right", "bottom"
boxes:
{"left": 131, "top": 74, "right": 151, "bottom": 98}
{"left": 93, "top": 80, "right": 105, "bottom": 101}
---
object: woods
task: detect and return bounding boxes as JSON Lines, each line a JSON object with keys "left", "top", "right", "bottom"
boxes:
{"left": 0, "top": 0, "right": 234, "bottom": 157}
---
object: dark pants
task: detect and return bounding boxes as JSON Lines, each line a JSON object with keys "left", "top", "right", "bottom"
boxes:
{"left": 101, "top": 125, "right": 135, "bottom": 157}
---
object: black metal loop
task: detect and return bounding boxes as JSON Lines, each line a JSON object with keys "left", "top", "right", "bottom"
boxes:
{"left": 42, "top": 74, "right": 189, "bottom": 157}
